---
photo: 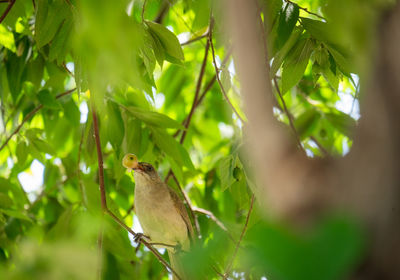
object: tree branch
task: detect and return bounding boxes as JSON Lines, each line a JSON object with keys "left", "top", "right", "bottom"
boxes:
{"left": 223, "top": 193, "right": 255, "bottom": 279}
{"left": 181, "top": 33, "right": 208, "bottom": 46}
{"left": 91, "top": 101, "right": 181, "bottom": 279}
{"left": 273, "top": 77, "right": 305, "bottom": 153}
{"left": 284, "top": 0, "right": 326, "bottom": 20}
{"left": 180, "top": 26, "right": 211, "bottom": 145}
{"left": 0, "top": 0, "right": 15, "bottom": 23}
{"left": 0, "top": 88, "right": 76, "bottom": 153}
{"left": 209, "top": 18, "right": 246, "bottom": 124}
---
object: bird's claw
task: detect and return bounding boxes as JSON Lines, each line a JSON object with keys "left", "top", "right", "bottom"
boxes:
{"left": 134, "top": 233, "right": 149, "bottom": 244}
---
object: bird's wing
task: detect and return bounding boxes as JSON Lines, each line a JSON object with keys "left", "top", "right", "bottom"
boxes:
{"left": 167, "top": 185, "right": 195, "bottom": 242}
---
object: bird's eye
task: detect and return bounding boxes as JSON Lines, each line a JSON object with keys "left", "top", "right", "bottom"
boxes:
{"left": 129, "top": 156, "right": 134, "bottom": 160}
{"left": 147, "top": 166, "right": 153, "bottom": 171}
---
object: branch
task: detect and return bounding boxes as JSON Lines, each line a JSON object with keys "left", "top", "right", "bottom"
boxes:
{"left": 141, "top": 0, "right": 147, "bottom": 22}
{"left": 179, "top": 26, "right": 211, "bottom": 145}
{"left": 209, "top": 18, "right": 246, "bottom": 124}
{"left": 273, "top": 78, "right": 305, "bottom": 153}
{"left": 181, "top": 33, "right": 208, "bottom": 46}
{"left": 284, "top": 0, "right": 326, "bottom": 20}
{"left": 154, "top": 0, "right": 170, "bottom": 24}
{"left": 223, "top": 193, "right": 255, "bottom": 279}
{"left": 192, "top": 206, "right": 237, "bottom": 244}
{"left": 91, "top": 102, "right": 181, "bottom": 279}
{"left": 0, "top": 0, "right": 15, "bottom": 23}
{"left": 0, "top": 88, "right": 76, "bottom": 153}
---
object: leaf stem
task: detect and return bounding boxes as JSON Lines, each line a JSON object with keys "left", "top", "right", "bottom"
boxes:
{"left": 0, "top": 0, "right": 15, "bottom": 23}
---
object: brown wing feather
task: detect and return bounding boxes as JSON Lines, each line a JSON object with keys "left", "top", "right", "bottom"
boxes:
{"left": 166, "top": 184, "right": 194, "bottom": 242}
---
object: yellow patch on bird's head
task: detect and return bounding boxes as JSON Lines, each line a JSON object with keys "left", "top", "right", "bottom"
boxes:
{"left": 122, "top": 153, "right": 139, "bottom": 170}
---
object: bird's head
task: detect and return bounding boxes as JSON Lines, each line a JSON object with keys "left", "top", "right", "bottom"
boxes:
{"left": 122, "top": 153, "right": 160, "bottom": 183}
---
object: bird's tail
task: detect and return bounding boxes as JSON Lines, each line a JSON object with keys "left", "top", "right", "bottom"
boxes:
{"left": 168, "top": 250, "right": 188, "bottom": 280}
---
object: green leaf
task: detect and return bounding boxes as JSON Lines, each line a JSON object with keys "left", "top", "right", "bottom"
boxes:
{"left": 325, "top": 111, "right": 356, "bottom": 138}
{"left": 35, "top": 0, "right": 71, "bottom": 48}
{"left": 219, "top": 156, "right": 234, "bottom": 191}
{"left": 37, "top": 89, "right": 62, "bottom": 109}
{"left": 276, "top": 2, "right": 299, "bottom": 49}
{"left": 325, "top": 45, "right": 353, "bottom": 75}
{"left": 0, "top": 209, "right": 31, "bottom": 221}
{"left": 220, "top": 68, "right": 231, "bottom": 93}
{"left": 125, "top": 106, "right": 184, "bottom": 129}
{"left": 0, "top": 193, "right": 13, "bottom": 209}
{"left": 281, "top": 38, "right": 313, "bottom": 93}
{"left": 295, "top": 109, "right": 321, "bottom": 139}
{"left": 191, "top": 0, "right": 211, "bottom": 30}
{"left": 16, "top": 140, "right": 28, "bottom": 166}
{"left": 105, "top": 101, "right": 125, "bottom": 151}
{"left": 270, "top": 27, "right": 302, "bottom": 77}
{"left": 150, "top": 127, "right": 194, "bottom": 170}
{"left": 0, "top": 24, "right": 16, "bottom": 52}
{"left": 48, "top": 17, "right": 73, "bottom": 63}
{"left": 145, "top": 21, "right": 184, "bottom": 62}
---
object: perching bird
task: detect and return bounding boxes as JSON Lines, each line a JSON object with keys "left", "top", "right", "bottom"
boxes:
{"left": 122, "top": 153, "right": 193, "bottom": 280}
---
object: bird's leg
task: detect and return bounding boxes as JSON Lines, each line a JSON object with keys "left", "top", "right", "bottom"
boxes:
{"left": 134, "top": 232, "right": 150, "bottom": 244}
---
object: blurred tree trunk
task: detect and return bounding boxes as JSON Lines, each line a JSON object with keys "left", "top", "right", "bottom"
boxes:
{"left": 226, "top": 0, "right": 400, "bottom": 278}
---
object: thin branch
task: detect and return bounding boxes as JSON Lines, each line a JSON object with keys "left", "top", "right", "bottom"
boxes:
{"left": 273, "top": 78, "right": 305, "bottom": 153}
{"left": 0, "top": 88, "right": 76, "bottom": 153}
{"left": 0, "top": 0, "right": 15, "bottom": 23}
{"left": 310, "top": 136, "right": 329, "bottom": 156}
{"left": 180, "top": 27, "right": 211, "bottom": 145}
{"left": 123, "top": 204, "right": 135, "bottom": 219}
{"left": 92, "top": 106, "right": 108, "bottom": 210}
{"left": 141, "top": 0, "right": 147, "bottom": 22}
{"left": 154, "top": 0, "right": 169, "bottom": 23}
{"left": 284, "top": 0, "right": 326, "bottom": 20}
{"left": 181, "top": 33, "right": 208, "bottom": 46}
{"left": 91, "top": 102, "right": 181, "bottom": 279}
{"left": 192, "top": 206, "right": 237, "bottom": 244}
{"left": 163, "top": 35, "right": 212, "bottom": 237}
{"left": 209, "top": 18, "right": 246, "bottom": 124}
{"left": 223, "top": 193, "right": 255, "bottom": 279}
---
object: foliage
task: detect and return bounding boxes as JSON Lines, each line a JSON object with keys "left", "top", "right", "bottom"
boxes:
{"left": 0, "top": 0, "right": 388, "bottom": 279}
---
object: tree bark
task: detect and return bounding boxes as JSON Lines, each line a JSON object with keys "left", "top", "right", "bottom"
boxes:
{"left": 226, "top": 0, "right": 400, "bottom": 278}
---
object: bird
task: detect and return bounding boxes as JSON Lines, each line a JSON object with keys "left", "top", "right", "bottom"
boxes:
{"left": 122, "top": 153, "right": 193, "bottom": 280}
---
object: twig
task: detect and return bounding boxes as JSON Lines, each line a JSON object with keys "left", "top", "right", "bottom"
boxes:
{"left": 0, "top": 0, "right": 15, "bottom": 23}
{"left": 154, "top": 0, "right": 169, "bottom": 23}
{"left": 91, "top": 106, "right": 108, "bottom": 210}
{"left": 284, "top": 0, "right": 326, "bottom": 20}
{"left": 181, "top": 33, "right": 208, "bottom": 46}
{"left": 123, "top": 204, "right": 135, "bottom": 219}
{"left": 209, "top": 18, "right": 245, "bottom": 124}
{"left": 91, "top": 102, "right": 181, "bottom": 279}
{"left": 223, "top": 193, "right": 255, "bottom": 279}
{"left": 193, "top": 207, "right": 237, "bottom": 244}
{"left": 141, "top": 0, "right": 147, "bottom": 22}
{"left": 273, "top": 78, "right": 305, "bottom": 153}
{"left": 0, "top": 88, "right": 76, "bottom": 152}
{"left": 180, "top": 26, "right": 211, "bottom": 145}
{"left": 310, "top": 136, "right": 329, "bottom": 156}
